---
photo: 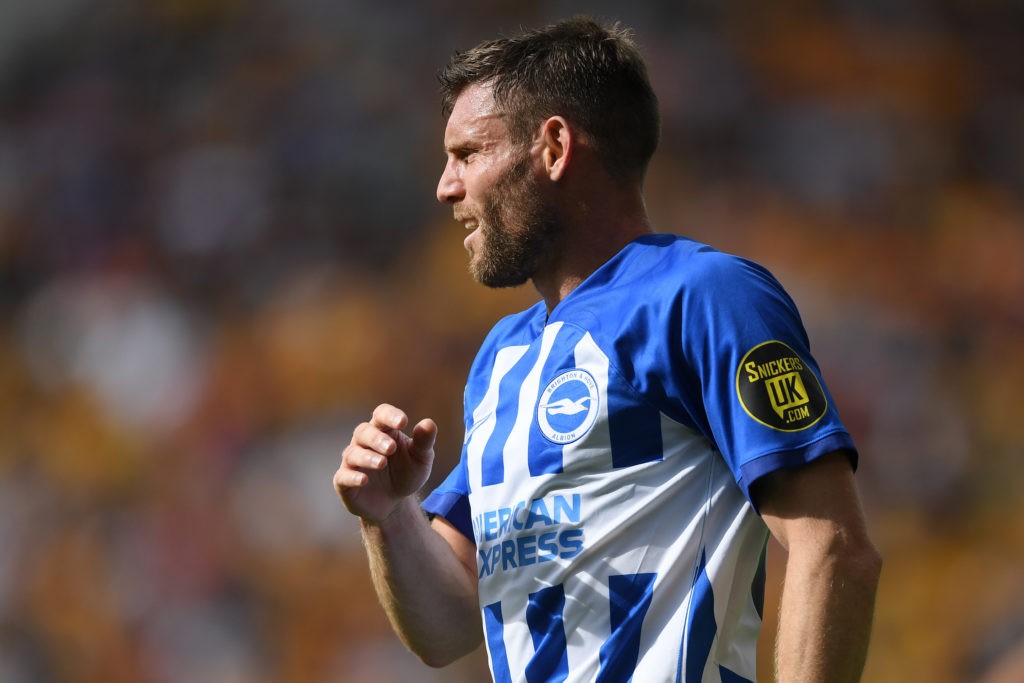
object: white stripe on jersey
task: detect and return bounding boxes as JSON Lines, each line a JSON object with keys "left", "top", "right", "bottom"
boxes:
{"left": 562, "top": 332, "right": 612, "bottom": 473}
{"left": 466, "top": 343, "right": 529, "bottom": 492}
{"left": 501, "top": 322, "right": 563, "bottom": 487}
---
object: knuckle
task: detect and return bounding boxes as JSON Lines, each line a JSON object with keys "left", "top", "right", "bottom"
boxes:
{"left": 352, "top": 422, "right": 375, "bottom": 445}
{"left": 341, "top": 442, "right": 355, "bottom": 460}
{"left": 373, "top": 403, "right": 403, "bottom": 427}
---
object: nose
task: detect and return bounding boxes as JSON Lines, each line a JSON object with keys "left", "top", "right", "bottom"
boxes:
{"left": 436, "top": 158, "right": 464, "bottom": 204}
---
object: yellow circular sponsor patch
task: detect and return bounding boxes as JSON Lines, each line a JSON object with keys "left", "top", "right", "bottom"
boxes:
{"left": 736, "top": 340, "right": 827, "bottom": 432}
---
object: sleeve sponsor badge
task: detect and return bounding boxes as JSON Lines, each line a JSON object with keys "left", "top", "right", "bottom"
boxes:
{"left": 735, "top": 340, "right": 827, "bottom": 432}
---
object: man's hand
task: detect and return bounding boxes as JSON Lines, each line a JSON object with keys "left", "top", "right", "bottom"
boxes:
{"left": 332, "top": 405, "right": 481, "bottom": 665}
{"left": 334, "top": 404, "right": 438, "bottom": 524}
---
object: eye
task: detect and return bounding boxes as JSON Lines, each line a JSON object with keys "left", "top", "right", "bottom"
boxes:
{"left": 449, "top": 146, "right": 478, "bottom": 164}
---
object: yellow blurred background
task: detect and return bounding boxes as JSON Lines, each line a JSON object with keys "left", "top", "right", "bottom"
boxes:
{"left": 0, "top": 1, "right": 1021, "bottom": 681}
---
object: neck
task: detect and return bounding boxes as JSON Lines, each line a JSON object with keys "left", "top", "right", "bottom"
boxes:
{"left": 532, "top": 188, "right": 652, "bottom": 313}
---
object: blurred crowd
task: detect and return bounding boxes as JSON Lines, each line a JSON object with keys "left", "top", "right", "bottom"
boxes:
{"left": 0, "top": 1, "right": 1021, "bottom": 681}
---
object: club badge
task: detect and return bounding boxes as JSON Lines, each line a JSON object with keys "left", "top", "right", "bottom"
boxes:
{"left": 538, "top": 369, "right": 600, "bottom": 444}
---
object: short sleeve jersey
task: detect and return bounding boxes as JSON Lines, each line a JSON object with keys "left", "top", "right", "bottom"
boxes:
{"left": 423, "top": 234, "right": 856, "bottom": 683}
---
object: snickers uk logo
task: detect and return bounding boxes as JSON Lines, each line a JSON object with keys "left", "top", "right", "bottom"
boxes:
{"left": 537, "top": 369, "right": 600, "bottom": 444}
{"left": 736, "top": 340, "right": 827, "bottom": 431}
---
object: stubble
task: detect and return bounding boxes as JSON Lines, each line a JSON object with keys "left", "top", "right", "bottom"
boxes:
{"left": 469, "top": 154, "right": 562, "bottom": 289}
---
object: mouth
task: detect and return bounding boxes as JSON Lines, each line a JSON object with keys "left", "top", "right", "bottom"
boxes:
{"left": 459, "top": 217, "right": 480, "bottom": 250}
{"left": 453, "top": 213, "right": 476, "bottom": 230}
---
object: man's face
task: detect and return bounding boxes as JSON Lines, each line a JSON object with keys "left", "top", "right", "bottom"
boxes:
{"left": 437, "top": 83, "right": 560, "bottom": 288}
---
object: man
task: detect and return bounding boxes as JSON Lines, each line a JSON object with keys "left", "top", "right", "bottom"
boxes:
{"left": 334, "top": 17, "right": 881, "bottom": 683}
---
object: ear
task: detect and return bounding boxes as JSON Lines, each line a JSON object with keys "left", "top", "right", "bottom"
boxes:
{"left": 539, "top": 116, "right": 573, "bottom": 181}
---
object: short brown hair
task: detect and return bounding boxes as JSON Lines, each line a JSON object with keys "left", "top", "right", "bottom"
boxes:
{"left": 439, "top": 16, "right": 660, "bottom": 183}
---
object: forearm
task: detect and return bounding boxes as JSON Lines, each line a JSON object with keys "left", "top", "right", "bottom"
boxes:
{"left": 775, "top": 538, "right": 882, "bottom": 682}
{"left": 361, "top": 497, "right": 482, "bottom": 667}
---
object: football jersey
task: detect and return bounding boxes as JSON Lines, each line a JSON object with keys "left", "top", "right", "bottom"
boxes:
{"left": 422, "top": 234, "right": 856, "bottom": 683}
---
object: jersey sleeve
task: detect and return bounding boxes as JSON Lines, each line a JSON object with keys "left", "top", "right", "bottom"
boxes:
{"left": 676, "top": 251, "right": 857, "bottom": 505}
{"left": 421, "top": 455, "right": 474, "bottom": 542}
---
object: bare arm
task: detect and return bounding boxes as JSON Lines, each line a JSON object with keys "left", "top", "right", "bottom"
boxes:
{"left": 334, "top": 404, "right": 482, "bottom": 667}
{"left": 360, "top": 502, "right": 481, "bottom": 666}
{"left": 752, "top": 451, "right": 882, "bottom": 683}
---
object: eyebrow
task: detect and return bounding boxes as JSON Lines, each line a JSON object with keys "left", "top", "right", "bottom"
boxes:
{"left": 443, "top": 141, "right": 477, "bottom": 155}
{"left": 442, "top": 112, "right": 506, "bottom": 155}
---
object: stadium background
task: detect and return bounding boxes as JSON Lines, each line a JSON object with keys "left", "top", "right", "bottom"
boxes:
{"left": 0, "top": 0, "right": 1021, "bottom": 681}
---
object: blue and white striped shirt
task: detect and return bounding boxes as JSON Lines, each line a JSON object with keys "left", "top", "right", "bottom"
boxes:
{"left": 424, "top": 234, "right": 855, "bottom": 682}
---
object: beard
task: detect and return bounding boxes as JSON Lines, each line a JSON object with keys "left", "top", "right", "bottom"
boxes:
{"left": 467, "top": 153, "right": 561, "bottom": 288}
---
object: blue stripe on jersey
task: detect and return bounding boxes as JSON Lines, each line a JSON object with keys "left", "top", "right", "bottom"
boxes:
{"left": 484, "top": 601, "right": 513, "bottom": 683}
{"left": 719, "top": 666, "right": 754, "bottom": 683}
{"left": 596, "top": 573, "right": 658, "bottom": 683}
{"left": 482, "top": 342, "right": 544, "bottom": 486}
{"left": 525, "top": 584, "right": 569, "bottom": 683}
{"left": 607, "top": 378, "right": 664, "bottom": 468}
{"left": 682, "top": 549, "right": 717, "bottom": 683}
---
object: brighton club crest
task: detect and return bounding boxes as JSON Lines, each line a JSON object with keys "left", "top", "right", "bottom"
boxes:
{"left": 537, "top": 368, "right": 600, "bottom": 444}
